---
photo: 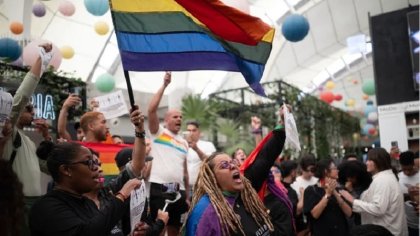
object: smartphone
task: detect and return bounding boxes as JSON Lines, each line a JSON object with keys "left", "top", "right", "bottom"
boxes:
{"left": 70, "top": 87, "right": 83, "bottom": 109}
{"left": 391, "top": 141, "right": 398, "bottom": 148}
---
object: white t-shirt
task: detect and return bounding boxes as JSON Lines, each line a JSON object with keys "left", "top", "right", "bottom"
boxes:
{"left": 291, "top": 175, "right": 318, "bottom": 199}
{"left": 398, "top": 171, "right": 419, "bottom": 194}
{"left": 148, "top": 125, "right": 189, "bottom": 190}
{"left": 187, "top": 140, "right": 216, "bottom": 186}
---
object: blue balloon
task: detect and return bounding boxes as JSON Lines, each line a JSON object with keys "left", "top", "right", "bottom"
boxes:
{"left": 84, "top": 0, "right": 109, "bottom": 16}
{"left": 366, "top": 100, "right": 374, "bottom": 106}
{"left": 0, "top": 38, "right": 22, "bottom": 61}
{"left": 364, "top": 105, "right": 376, "bottom": 117}
{"left": 281, "top": 14, "right": 310, "bottom": 42}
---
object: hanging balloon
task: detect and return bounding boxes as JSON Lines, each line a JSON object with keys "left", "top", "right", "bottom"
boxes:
{"left": 362, "top": 94, "right": 369, "bottom": 100}
{"left": 281, "top": 14, "right": 310, "bottom": 42}
{"left": 84, "top": 0, "right": 109, "bottom": 16}
{"left": 60, "top": 45, "right": 74, "bottom": 59}
{"left": 352, "top": 79, "right": 358, "bottom": 85}
{"left": 10, "top": 57, "right": 23, "bottom": 67}
{"left": 334, "top": 94, "right": 343, "bottom": 101}
{"left": 95, "top": 73, "right": 115, "bottom": 92}
{"left": 366, "top": 100, "right": 374, "bottom": 106}
{"left": 10, "top": 22, "right": 24, "bottom": 35}
{"left": 221, "top": 0, "right": 250, "bottom": 13}
{"left": 346, "top": 99, "right": 355, "bottom": 107}
{"left": 58, "top": 0, "right": 76, "bottom": 16}
{"left": 325, "top": 81, "right": 335, "bottom": 90}
{"left": 94, "top": 21, "right": 109, "bottom": 35}
{"left": 0, "top": 38, "right": 22, "bottom": 61}
{"left": 362, "top": 124, "right": 374, "bottom": 135}
{"left": 362, "top": 79, "right": 375, "bottom": 95}
{"left": 364, "top": 105, "right": 376, "bottom": 117}
{"left": 319, "top": 91, "right": 334, "bottom": 104}
{"left": 33, "top": 2, "right": 46, "bottom": 17}
{"left": 367, "top": 112, "right": 378, "bottom": 122}
{"left": 23, "top": 40, "right": 62, "bottom": 70}
{"left": 368, "top": 127, "right": 376, "bottom": 136}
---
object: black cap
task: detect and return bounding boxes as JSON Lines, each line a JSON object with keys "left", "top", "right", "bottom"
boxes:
{"left": 114, "top": 148, "right": 153, "bottom": 168}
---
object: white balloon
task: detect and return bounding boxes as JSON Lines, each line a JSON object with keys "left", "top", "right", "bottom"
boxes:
{"left": 367, "top": 112, "right": 378, "bottom": 122}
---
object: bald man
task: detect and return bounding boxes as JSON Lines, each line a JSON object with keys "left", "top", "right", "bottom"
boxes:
{"left": 147, "top": 72, "right": 189, "bottom": 236}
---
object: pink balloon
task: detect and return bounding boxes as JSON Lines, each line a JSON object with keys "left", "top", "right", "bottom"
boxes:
{"left": 58, "top": 0, "right": 76, "bottom": 16}
{"left": 22, "top": 40, "right": 62, "bottom": 70}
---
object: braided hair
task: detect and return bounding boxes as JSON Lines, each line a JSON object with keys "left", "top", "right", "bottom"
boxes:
{"left": 181, "top": 152, "right": 273, "bottom": 235}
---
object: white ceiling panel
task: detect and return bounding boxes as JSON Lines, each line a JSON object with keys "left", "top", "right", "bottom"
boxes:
{"left": 305, "top": 1, "right": 337, "bottom": 51}
{"left": 328, "top": 0, "right": 360, "bottom": 41}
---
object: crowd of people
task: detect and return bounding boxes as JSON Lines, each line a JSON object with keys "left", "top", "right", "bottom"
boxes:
{"left": 0, "top": 44, "right": 419, "bottom": 236}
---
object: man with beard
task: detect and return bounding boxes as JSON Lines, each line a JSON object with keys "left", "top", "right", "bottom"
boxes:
{"left": 147, "top": 72, "right": 190, "bottom": 236}
{"left": 80, "top": 111, "right": 109, "bottom": 143}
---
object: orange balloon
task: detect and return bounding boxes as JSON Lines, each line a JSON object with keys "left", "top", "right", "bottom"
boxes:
{"left": 362, "top": 94, "right": 369, "bottom": 100}
{"left": 10, "top": 21, "right": 24, "bottom": 35}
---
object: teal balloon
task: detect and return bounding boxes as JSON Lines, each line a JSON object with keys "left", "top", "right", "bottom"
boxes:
{"left": 0, "top": 38, "right": 22, "bottom": 61}
{"left": 362, "top": 124, "right": 374, "bottom": 135}
{"left": 95, "top": 73, "right": 115, "bottom": 92}
{"left": 84, "top": 0, "right": 109, "bottom": 16}
{"left": 362, "top": 80, "right": 375, "bottom": 95}
{"left": 281, "top": 14, "right": 310, "bottom": 42}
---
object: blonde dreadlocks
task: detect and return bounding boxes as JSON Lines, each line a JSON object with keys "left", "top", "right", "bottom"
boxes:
{"left": 180, "top": 152, "right": 273, "bottom": 236}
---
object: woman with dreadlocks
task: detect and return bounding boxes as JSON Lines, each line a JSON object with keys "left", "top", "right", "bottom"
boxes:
{"left": 181, "top": 151, "right": 274, "bottom": 235}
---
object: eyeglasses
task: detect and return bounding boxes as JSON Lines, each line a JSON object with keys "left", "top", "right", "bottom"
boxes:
{"left": 271, "top": 169, "right": 281, "bottom": 174}
{"left": 218, "top": 159, "right": 240, "bottom": 169}
{"left": 68, "top": 159, "right": 100, "bottom": 170}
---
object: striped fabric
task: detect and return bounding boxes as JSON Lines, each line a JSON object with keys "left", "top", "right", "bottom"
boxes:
{"left": 109, "top": 0, "right": 275, "bottom": 96}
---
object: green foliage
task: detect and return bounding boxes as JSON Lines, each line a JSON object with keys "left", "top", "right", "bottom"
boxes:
{"left": 181, "top": 94, "right": 219, "bottom": 131}
{"left": 0, "top": 63, "right": 86, "bottom": 120}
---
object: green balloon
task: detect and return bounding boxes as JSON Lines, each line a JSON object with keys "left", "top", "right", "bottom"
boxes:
{"left": 95, "top": 73, "right": 115, "bottom": 93}
{"left": 362, "top": 80, "right": 375, "bottom": 96}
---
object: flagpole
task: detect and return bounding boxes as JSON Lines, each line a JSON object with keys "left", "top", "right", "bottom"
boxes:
{"left": 123, "top": 70, "right": 135, "bottom": 109}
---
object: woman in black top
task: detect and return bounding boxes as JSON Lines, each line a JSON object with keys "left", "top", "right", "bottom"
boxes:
{"left": 303, "top": 158, "right": 352, "bottom": 236}
{"left": 29, "top": 107, "right": 146, "bottom": 236}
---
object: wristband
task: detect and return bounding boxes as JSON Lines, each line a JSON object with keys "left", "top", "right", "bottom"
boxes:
{"left": 135, "top": 130, "right": 146, "bottom": 139}
{"left": 116, "top": 191, "right": 127, "bottom": 201}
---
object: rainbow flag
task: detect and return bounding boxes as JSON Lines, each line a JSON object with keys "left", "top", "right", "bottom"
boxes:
{"left": 109, "top": 0, "right": 275, "bottom": 96}
{"left": 80, "top": 142, "right": 132, "bottom": 176}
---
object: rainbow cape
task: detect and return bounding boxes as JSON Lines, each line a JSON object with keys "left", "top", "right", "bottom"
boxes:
{"left": 109, "top": 0, "right": 275, "bottom": 96}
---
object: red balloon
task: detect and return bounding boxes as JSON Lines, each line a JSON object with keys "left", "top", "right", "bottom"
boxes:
{"left": 368, "top": 128, "right": 376, "bottom": 135}
{"left": 334, "top": 94, "right": 343, "bottom": 101}
{"left": 320, "top": 91, "right": 334, "bottom": 104}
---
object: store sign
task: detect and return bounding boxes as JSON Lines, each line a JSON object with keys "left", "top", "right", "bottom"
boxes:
{"left": 0, "top": 87, "right": 55, "bottom": 120}
{"left": 378, "top": 100, "right": 420, "bottom": 115}
{"left": 31, "top": 93, "right": 55, "bottom": 120}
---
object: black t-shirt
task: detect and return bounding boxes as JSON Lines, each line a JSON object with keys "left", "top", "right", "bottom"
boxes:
{"left": 264, "top": 193, "right": 294, "bottom": 236}
{"left": 231, "top": 197, "right": 271, "bottom": 236}
{"left": 303, "top": 185, "right": 348, "bottom": 236}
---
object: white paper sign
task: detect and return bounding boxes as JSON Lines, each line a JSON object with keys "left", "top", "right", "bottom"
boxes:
{"left": 92, "top": 90, "right": 129, "bottom": 120}
{"left": 0, "top": 91, "right": 13, "bottom": 137}
{"left": 130, "top": 179, "right": 146, "bottom": 233}
{"left": 283, "top": 104, "right": 301, "bottom": 151}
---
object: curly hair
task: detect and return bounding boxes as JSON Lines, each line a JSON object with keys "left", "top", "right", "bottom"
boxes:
{"left": 0, "top": 160, "right": 24, "bottom": 236}
{"left": 181, "top": 152, "right": 273, "bottom": 235}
